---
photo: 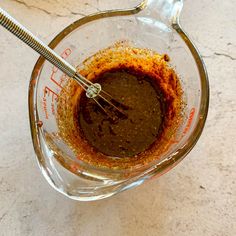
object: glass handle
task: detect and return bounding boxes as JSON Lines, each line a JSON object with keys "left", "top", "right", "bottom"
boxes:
{"left": 141, "top": 0, "right": 183, "bottom": 26}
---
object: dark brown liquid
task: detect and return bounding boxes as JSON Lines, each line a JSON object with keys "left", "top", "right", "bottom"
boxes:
{"left": 56, "top": 44, "right": 183, "bottom": 169}
{"left": 78, "top": 68, "right": 165, "bottom": 157}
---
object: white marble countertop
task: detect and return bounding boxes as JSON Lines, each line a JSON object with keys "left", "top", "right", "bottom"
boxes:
{"left": 0, "top": 0, "right": 235, "bottom": 235}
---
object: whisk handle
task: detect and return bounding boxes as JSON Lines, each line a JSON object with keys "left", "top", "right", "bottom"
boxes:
{"left": 0, "top": 7, "right": 76, "bottom": 78}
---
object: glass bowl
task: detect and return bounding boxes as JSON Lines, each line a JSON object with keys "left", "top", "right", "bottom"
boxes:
{"left": 29, "top": 0, "right": 209, "bottom": 201}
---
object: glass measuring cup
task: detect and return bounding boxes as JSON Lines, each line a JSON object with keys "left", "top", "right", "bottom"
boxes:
{"left": 29, "top": 0, "right": 209, "bottom": 201}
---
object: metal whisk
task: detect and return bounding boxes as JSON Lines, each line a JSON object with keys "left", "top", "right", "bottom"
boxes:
{"left": 0, "top": 8, "right": 125, "bottom": 119}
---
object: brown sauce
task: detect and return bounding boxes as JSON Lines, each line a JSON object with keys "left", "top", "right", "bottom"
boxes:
{"left": 78, "top": 68, "right": 165, "bottom": 157}
{"left": 56, "top": 42, "right": 183, "bottom": 169}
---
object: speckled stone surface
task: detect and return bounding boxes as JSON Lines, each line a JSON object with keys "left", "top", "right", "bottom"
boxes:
{"left": 0, "top": 0, "right": 235, "bottom": 235}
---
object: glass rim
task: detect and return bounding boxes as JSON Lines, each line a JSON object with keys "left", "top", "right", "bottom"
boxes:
{"left": 28, "top": 1, "right": 209, "bottom": 178}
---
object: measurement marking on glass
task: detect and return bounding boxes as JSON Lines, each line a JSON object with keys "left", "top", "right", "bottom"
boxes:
{"left": 41, "top": 48, "right": 72, "bottom": 119}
